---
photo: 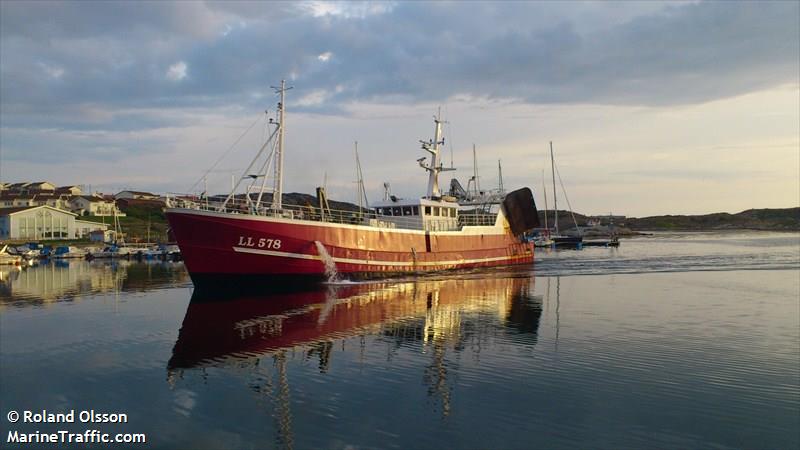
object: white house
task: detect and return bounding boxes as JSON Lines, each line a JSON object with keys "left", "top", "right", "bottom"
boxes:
{"left": 6, "top": 182, "right": 56, "bottom": 195}
{"left": 69, "top": 196, "right": 125, "bottom": 217}
{"left": 0, "top": 196, "right": 35, "bottom": 208}
{"left": 75, "top": 219, "right": 109, "bottom": 238}
{"left": 0, "top": 194, "right": 71, "bottom": 210}
{"left": 0, "top": 205, "right": 107, "bottom": 240}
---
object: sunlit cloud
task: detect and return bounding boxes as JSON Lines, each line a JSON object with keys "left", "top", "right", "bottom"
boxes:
{"left": 304, "top": 1, "right": 394, "bottom": 19}
{"left": 166, "top": 61, "right": 188, "bottom": 81}
{"left": 295, "top": 89, "right": 330, "bottom": 107}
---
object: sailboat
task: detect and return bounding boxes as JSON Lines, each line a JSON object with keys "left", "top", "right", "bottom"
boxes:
{"left": 165, "top": 81, "right": 541, "bottom": 286}
{"left": 547, "top": 142, "right": 583, "bottom": 248}
{"left": 88, "top": 208, "right": 149, "bottom": 258}
{"left": 532, "top": 171, "right": 554, "bottom": 248}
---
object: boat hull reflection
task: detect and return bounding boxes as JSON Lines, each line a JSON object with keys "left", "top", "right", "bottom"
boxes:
{"left": 169, "top": 276, "right": 542, "bottom": 370}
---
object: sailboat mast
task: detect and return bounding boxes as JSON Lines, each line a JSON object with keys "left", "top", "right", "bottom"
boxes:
{"left": 472, "top": 144, "right": 480, "bottom": 197}
{"left": 542, "top": 169, "right": 549, "bottom": 234}
{"left": 550, "top": 141, "right": 558, "bottom": 236}
{"left": 497, "top": 159, "right": 504, "bottom": 193}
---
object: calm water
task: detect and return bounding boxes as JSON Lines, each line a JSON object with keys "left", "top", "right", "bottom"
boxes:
{"left": 1, "top": 232, "right": 798, "bottom": 449}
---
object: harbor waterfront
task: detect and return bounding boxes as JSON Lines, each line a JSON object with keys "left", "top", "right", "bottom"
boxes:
{"left": 1, "top": 231, "right": 799, "bottom": 449}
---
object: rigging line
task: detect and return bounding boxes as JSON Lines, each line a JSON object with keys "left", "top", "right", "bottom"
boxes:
{"left": 444, "top": 104, "right": 454, "bottom": 169}
{"left": 187, "top": 113, "right": 264, "bottom": 194}
{"left": 555, "top": 162, "right": 580, "bottom": 230}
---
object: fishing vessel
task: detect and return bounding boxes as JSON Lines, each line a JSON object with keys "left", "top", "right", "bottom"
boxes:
{"left": 165, "top": 81, "right": 540, "bottom": 286}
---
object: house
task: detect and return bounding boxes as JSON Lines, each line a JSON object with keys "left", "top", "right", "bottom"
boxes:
{"left": 75, "top": 219, "right": 109, "bottom": 239}
{"left": 115, "top": 190, "right": 160, "bottom": 201}
{"left": 587, "top": 215, "right": 627, "bottom": 226}
{"left": 0, "top": 205, "right": 108, "bottom": 240}
{"left": 33, "top": 194, "right": 72, "bottom": 210}
{"left": 0, "top": 193, "right": 71, "bottom": 210}
{"left": 0, "top": 195, "right": 36, "bottom": 209}
{"left": 70, "top": 195, "right": 125, "bottom": 217}
{"left": 55, "top": 185, "right": 83, "bottom": 195}
{"left": 6, "top": 181, "right": 56, "bottom": 195}
{"left": 89, "top": 229, "right": 115, "bottom": 242}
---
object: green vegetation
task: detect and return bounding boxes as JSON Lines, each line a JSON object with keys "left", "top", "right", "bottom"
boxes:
{"left": 625, "top": 208, "right": 800, "bottom": 231}
{"left": 82, "top": 204, "right": 170, "bottom": 243}
{"left": 76, "top": 197, "right": 798, "bottom": 242}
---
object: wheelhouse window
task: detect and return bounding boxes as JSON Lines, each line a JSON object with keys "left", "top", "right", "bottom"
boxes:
{"left": 402, "top": 206, "right": 413, "bottom": 216}
{"left": 424, "top": 206, "right": 431, "bottom": 216}
{"left": 413, "top": 206, "right": 419, "bottom": 215}
{"left": 392, "top": 207, "right": 401, "bottom": 216}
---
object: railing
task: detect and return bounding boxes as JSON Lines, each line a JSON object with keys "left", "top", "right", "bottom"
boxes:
{"left": 167, "top": 195, "right": 499, "bottom": 232}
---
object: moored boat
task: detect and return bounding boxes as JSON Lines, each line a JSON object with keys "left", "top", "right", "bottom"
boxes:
{"left": 52, "top": 246, "right": 85, "bottom": 259}
{"left": 0, "top": 245, "right": 23, "bottom": 266}
{"left": 166, "top": 82, "right": 540, "bottom": 286}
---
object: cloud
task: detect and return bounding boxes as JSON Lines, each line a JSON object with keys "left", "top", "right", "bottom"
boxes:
{"left": 1, "top": 1, "right": 796, "bottom": 122}
{"left": 0, "top": 1, "right": 797, "bottom": 214}
{"left": 166, "top": 61, "right": 188, "bottom": 81}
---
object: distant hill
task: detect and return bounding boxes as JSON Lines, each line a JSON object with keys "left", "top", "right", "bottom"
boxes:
{"left": 90, "top": 190, "right": 799, "bottom": 237}
{"left": 625, "top": 208, "right": 800, "bottom": 231}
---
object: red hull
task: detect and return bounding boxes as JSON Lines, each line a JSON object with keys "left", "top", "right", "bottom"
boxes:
{"left": 166, "top": 208, "right": 533, "bottom": 282}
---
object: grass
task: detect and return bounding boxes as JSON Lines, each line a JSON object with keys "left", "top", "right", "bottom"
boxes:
{"left": 77, "top": 202, "right": 170, "bottom": 243}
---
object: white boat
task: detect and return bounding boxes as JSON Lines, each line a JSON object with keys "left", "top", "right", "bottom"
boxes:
{"left": 7, "top": 245, "right": 38, "bottom": 260}
{"left": 0, "top": 245, "right": 22, "bottom": 265}
{"left": 52, "top": 246, "right": 85, "bottom": 259}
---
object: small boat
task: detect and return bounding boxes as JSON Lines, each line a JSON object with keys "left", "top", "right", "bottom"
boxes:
{"left": 583, "top": 236, "right": 620, "bottom": 247}
{"left": 7, "top": 245, "right": 38, "bottom": 260}
{"left": 532, "top": 235, "right": 554, "bottom": 248}
{"left": 157, "top": 243, "right": 181, "bottom": 259}
{"left": 547, "top": 142, "right": 583, "bottom": 249}
{"left": 88, "top": 244, "right": 130, "bottom": 259}
{"left": 52, "top": 246, "right": 85, "bottom": 259}
{"left": 552, "top": 235, "right": 583, "bottom": 248}
{"left": 0, "top": 245, "right": 22, "bottom": 265}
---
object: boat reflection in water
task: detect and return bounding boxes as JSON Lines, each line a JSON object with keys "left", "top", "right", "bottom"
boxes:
{"left": 0, "top": 259, "right": 189, "bottom": 305}
{"left": 169, "top": 276, "right": 542, "bottom": 370}
{"left": 168, "top": 275, "right": 542, "bottom": 444}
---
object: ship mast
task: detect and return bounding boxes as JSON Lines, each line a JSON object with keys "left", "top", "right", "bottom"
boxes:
{"left": 419, "top": 110, "right": 454, "bottom": 198}
{"left": 271, "top": 80, "right": 292, "bottom": 211}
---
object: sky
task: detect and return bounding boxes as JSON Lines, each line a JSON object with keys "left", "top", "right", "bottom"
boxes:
{"left": 0, "top": 0, "right": 798, "bottom": 217}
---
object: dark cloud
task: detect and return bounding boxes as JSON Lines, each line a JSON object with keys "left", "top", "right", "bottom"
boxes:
{"left": 0, "top": 1, "right": 797, "bottom": 129}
